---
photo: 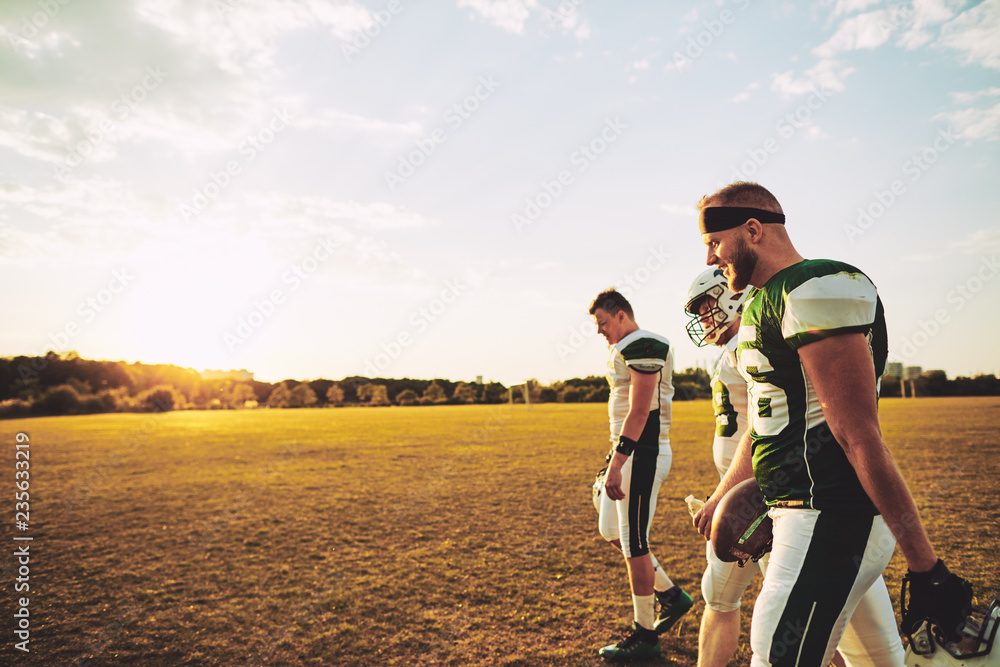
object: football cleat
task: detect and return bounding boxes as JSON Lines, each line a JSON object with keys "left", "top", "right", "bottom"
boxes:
{"left": 598, "top": 623, "right": 661, "bottom": 661}
{"left": 653, "top": 586, "right": 694, "bottom": 634}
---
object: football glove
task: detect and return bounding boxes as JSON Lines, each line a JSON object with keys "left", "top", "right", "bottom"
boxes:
{"left": 901, "top": 559, "right": 974, "bottom": 644}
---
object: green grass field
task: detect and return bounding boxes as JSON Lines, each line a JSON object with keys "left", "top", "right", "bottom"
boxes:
{"left": 1, "top": 397, "right": 998, "bottom": 666}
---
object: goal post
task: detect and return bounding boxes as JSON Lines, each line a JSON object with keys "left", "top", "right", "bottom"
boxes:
{"left": 507, "top": 383, "right": 531, "bottom": 408}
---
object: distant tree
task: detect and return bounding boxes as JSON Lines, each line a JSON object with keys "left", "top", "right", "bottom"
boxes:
{"left": 585, "top": 386, "right": 610, "bottom": 403}
{"left": 674, "top": 367, "right": 712, "bottom": 400}
{"left": 267, "top": 382, "right": 292, "bottom": 408}
{"left": 326, "top": 383, "right": 345, "bottom": 406}
{"left": 561, "top": 387, "right": 582, "bottom": 403}
{"left": 397, "top": 389, "right": 419, "bottom": 406}
{"left": 0, "top": 399, "right": 32, "bottom": 419}
{"left": 453, "top": 382, "right": 480, "bottom": 404}
{"left": 137, "top": 385, "right": 183, "bottom": 412}
{"left": 538, "top": 387, "right": 557, "bottom": 403}
{"left": 915, "top": 370, "right": 949, "bottom": 397}
{"left": 289, "top": 383, "right": 318, "bottom": 408}
{"left": 422, "top": 381, "right": 447, "bottom": 404}
{"left": 35, "top": 384, "right": 82, "bottom": 415}
{"left": 308, "top": 379, "right": 334, "bottom": 405}
{"left": 481, "top": 382, "right": 507, "bottom": 404}
{"left": 228, "top": 383, "right": 257, "bottom": 408}
{"left": 358, "top": 383, "right": 389, "bottom": 406}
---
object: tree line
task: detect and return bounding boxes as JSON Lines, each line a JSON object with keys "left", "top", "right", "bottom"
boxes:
{"left": 0, "top": 353, "right": 994, "bottom": 419}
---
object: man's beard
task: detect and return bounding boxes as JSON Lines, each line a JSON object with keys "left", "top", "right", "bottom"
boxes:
{"left": 729, "top": 236, "right": 758, "bottom": 292}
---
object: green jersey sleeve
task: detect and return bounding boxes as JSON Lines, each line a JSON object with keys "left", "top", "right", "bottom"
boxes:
{"left": 781, "top": 271, "right": 878, "bottom": 350}
{"left": 620, "top": 337, "right": 670, "bottom": 374}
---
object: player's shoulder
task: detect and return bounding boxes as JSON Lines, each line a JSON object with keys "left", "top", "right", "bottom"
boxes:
{"left": 618, "top": 330, "right": 671, "bottom": 363}
{"left": 774, "top": 260, "right": 880, "bottom": 346}
{"left": 769, "top": 259, "right": 876, "bottom": 298}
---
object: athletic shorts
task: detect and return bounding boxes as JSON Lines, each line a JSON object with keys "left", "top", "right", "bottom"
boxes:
{"left": 598, "top": 446, "right": 672, "bottom": 558}
{"left": 750, "top": 508, "right": 903, "bottom": 667}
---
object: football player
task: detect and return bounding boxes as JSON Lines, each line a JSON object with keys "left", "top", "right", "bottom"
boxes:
{"left": 687, "top": 267, "right": 905, "bottom": 667}
{"left": 589, "top": 289, "right": 694, "bottom": 661}
{"left": 684, "top": 267, "right": 761, "bottom": 667}
{"left": 691, "top": 181, "right": 973, "bottom": 667}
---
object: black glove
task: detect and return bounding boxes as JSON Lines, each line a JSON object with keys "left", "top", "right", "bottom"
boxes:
{"left": 901, "top": 559, "right": 974, "bottom": 644}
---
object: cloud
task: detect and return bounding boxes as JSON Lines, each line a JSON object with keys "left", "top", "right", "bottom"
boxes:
{"left": 296, "top": 109, "right": 424, "bottom": 138}
{"left": 936, "top": 101, "right": 1000, "bottom": 142}
{"left": 812, "top": 10, "right": 894, "bottom": 58}
{"left": 825, "top": 0, "right": 881, "bottom": 20}
{"left": 949, "top": 87, "right": 1000, "bottom": 105}
{"left": 948, "top": 227, "right": 1000, "bottom": 254}
{"left": 457, "top": 0, "right": 537, "bottom": 34}
{"left": 244, "top": 192, "right": 440, "bottom": 230}
{"left": 0, "top": 0, "right": 384, "bottom": 168}
{"left": 0, "top": 108, "right": 108, "bottom": 164}
{"left": 895, "top": 0, "right": 961, "bottom": 50}
{"left": 936, "top": 0, "right": 1000, "bottom": 70}
{"left": 771, "top": 58, "right": 855, "bottom": 96}
{"left": 456, "top": 0, "right": 590, "bottom": 38}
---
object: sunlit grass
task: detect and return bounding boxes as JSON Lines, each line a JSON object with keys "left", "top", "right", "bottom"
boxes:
{"left": 0, "top": 397, "right": 996, "bottom": 665}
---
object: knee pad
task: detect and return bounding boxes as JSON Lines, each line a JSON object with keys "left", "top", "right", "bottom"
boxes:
{"left": 702, "top": 564, "right": 743, "bottom": 613}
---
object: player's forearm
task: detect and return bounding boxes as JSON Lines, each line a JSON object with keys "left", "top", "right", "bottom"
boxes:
{"left": 619, "top": 408, "right": 648, "bottom": 442}
{"left": 711, "top": 429, "right": 753, "bottom": 501}
{"left": 840, "top": 436, "right": 937, "bottom": 572}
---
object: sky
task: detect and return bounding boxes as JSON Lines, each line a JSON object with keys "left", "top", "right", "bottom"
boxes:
{"left": 0, "top": 0, "right": 998, "bottom": 387}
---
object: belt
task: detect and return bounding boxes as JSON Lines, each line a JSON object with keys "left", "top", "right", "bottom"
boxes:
{"left": 771, "top": 500, "right": 810, "bottom": 509}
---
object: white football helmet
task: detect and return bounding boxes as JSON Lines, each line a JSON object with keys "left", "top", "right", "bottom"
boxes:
{"left": 592, "top": 467, "right": 606, "bottom": 513}
{"left": 684, "top": 268, "right": 747, "bottom": 347}
{"left": 905, "top": 600, "right": 1000, "bottom": 667}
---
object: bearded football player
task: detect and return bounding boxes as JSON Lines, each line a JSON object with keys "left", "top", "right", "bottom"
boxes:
{"left": 692, "top": 182, "right": 973, "bottom": 667}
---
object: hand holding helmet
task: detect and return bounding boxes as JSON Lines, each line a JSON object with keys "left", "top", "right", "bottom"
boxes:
{"left": 902, "top": 559, "right": 974, "bottom": 644}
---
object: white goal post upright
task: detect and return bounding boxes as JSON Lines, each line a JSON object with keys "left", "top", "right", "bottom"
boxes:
{"left": 508, "top": 382, "right": 530, "bottom": 408}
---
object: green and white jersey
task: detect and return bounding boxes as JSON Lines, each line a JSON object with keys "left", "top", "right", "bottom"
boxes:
{"left": 607, "top": 329, "right": 674, "bottom": 448}
{"left": 736, "top": 259, "right": 887, "bottom": 512}
{"left": 711, "top": 338, "right": 748, "bottom": 478}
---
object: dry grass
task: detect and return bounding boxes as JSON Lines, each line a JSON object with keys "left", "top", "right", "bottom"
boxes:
{"left": 0, "top": 397, "right": 997, "bottom": 665}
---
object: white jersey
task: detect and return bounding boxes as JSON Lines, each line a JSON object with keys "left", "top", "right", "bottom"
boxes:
{"left": 606, "top": 329, "right": 674, "bottom": 447}
{"left": 711, "top": 337, "right": 749, "bottom": 478}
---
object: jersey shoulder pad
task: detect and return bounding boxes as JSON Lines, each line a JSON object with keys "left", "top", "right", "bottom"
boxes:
{"left": 620, "top": 335, "right": 669, "bottom": 373}
{"left": 778, "top": 261, "right": 878, "bottom": 349}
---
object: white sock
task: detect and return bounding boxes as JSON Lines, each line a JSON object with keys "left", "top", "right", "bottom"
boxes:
{"left": 649, "top": 552, "right": 673, "bottom": 592}
{"left": 633, "top": 593, "right": 655, "bottom": 630}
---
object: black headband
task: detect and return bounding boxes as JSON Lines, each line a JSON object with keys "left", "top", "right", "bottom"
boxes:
{"left": 699, "top": 207, "right": 785, "bottom": 234}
